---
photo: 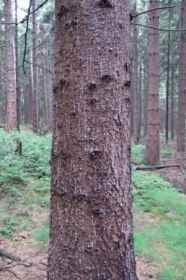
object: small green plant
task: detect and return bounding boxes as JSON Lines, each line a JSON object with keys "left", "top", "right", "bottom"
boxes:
{"left": 160, "top": 146, "right": 172, "bottom": 158}
{"left": 33, "top": 220, "right": 49, "bottom": 246}
{"left": 0, "top": 129, "right": 51, "bottom": 239}
{"left": 157, "top": 268, "right": 186, "bottom": 280}
{"left": 131, "top": 144, "right": 145, "bottom": 163}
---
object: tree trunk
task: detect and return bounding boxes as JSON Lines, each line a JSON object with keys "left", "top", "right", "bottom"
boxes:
{"left": 137, "top": 66, "right": 142, "bottom": 142}
{"left": 15, "top": 0, "right": 20, "bottom": 131}
{"left": 145, "top": 0, "right": 160, "bottom": 165}
{"left": 170, "top": 67, "right": 175, "bottom": 140}
{"left": 165, "top": 0, "right": 172, "bottom": 143}
{"left": 32, "top": 0, "right": 39, "bottom": 132}
{"left": 143, "top": 49, "right": 149, "bottom": 138}
{"left": 48, "top": 1, "right": 137, "bottom": 279}
{"left": 177, "top": 0, "right": 186, "bottom": 153}
{"left": 132, "top": 3, "right": 140, "bottom": 143}
{"left": 4, "top": 0, "right": 17, "bottom": 131}
{"left": 0, "top": 17, "right": 4, "bottom": 124}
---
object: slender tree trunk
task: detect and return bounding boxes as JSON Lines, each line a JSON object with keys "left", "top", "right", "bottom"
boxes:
{"left": 15, "top": 0, "right": 20, "bottom": 131}
{"left": 137, "top": 66, "right": 142, "bottom": 142}
{"left": 4, "top": 0, "right": 17, "bottom": 131}
{"left": 48, "top": 1, "right": 137, "bottom": 279}
{"left": 145, "top": 0, "right": 160, "bottom": 165}
{"left": 143, "top": 50, "right": 149, "bottom": 138}
{"left": 177, "top": 0, "right": 186, "bottom": 153}
{"left": 171, "top": 67, "right": 175, "bottom": 140}
{"left": 32, "top": 0, "right": 39, "bottom": 132}
{"left": 132, "top": 3, "right": 140, "bottom": 143}
{"left": 165, "top": 0, "right": 172, "bottom": 143}
{"left": 0, "top": 17, "right": 3, "bottom": 124}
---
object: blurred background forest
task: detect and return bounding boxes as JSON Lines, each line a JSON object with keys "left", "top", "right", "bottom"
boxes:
{"left": 0, "top": 0, "right": 185, "bottom": 279}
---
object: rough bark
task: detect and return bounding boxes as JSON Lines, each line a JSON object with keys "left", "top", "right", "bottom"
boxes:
{"left": 48, "top": 1, "right": 137, "bottom": 280}
{"left": 177, "top": 0, "right": 186, "bottom": 153}
{"left": 145, "top": 0, "right": 160, "bottom": 165}
{"left": 4, "top": 0, "right": 17, "bottom": 131}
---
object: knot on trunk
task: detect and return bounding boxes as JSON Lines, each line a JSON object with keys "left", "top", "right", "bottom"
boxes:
{"left": 91, "top": 207, "right": 105, "bottom": 216}
{"left": 54, "top": 187, "right": 67, "bottom": 198}
{"left": 88, "top": 82, "right": 97, "bottom": 91}
{"left": 124, "top": 80, "right": 131, "bottom": 87}
{"left": 101, "top": 74, "right": 113, "bottom": 83}
{"left": 89, "top": 148, "right": 102, "bottom": 160}
{"left": 98, "top": 0, "right": 113, "bottom": 8}
{"left": 57, "top": 5, "right": 69, "bottom": 17}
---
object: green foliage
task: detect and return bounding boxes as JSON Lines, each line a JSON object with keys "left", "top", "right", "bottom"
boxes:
{"left": 0, "top": 161, "right": 26, "bottom": 195}
{"left": 0, "top": 129, "right": 51, "bottom": 239}
{"left": 131, "top": 143, "right": 173, "bottom": 165}
{"left": 0, "top": 129, "right": 51, "bottom": 179}
{"left": 157, "top": 268, "right": 186, "bottom": 280}
{"left": 0, "top": 210, "right": 31, "bottom": 236}
{"left": 160, "top": 146, "right": 172, "bottom": 158}
{"left": 131, "top": 144, "right": 145, "bottom": 162}
{"left": 133, "top": 168, "right": 186, "bottom": 280}
{"left": 33, "top": 220, "right": 49, "bottom": 246}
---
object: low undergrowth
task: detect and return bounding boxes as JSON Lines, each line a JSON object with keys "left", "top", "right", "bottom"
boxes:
{"left": 133, "top": 169, "right": 186, "bottom": 280}
{"left": 0, "top": 129, "right": 51, "bottom": 240}
{"left": 0, "top": 131, "right": 185, "bottom": 279}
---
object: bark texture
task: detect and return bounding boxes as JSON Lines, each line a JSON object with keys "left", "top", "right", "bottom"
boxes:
{"left": 145, "top": 0, "right": 160, "bottom": 165}
{"left": 48, "top": 1, "right": 137, "bottom": 279}
{"left": 4, "top": 0, "right": 17, "bottom": 131}
{"left": 177, "top": 0, "right": 186, "bottom": 153}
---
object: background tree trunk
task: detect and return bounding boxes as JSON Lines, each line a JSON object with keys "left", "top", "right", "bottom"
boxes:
{"left": 165, "top": 0, "right": 172, "bottom": 143}
{"left": 177, "top": 0, "right": 186, "bottom": 154}
{"left": 15, "top": 0, "right": 20, "bottom": 131}
{"left": 145, "top": 0, "right": 160, "bottom": 165}
{"left": 4, "top": 0, "right": 17, "bottom": 131}
{"left": 48, "top": 1, "right": 137, "bottom": 279}
{"left": 171, "top": 67, "right": 175, "bottom": 140}
{"left": 32, "top": 0, "right": 39, "bottom": 132}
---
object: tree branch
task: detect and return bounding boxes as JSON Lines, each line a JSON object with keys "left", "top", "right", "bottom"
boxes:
{"left": 19, "top": 0, "right": 49, "bottom": 24}
{"left": 132, "top": 6, "right": 176, "bottom": 19}
{"left": 0, "top": 248, "right": 20, "bottom": 261}
{"left": 131, "top": 22, "right": 186, "bottom": 32}
{"left": 22, "top": 0, "right": 33, "bottom": 75}
{"left": 136, "top": 164, "right": 180, "bottom": 171}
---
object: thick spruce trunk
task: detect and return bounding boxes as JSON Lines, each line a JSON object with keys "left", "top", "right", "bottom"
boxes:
{"left": 145, "top": 0, "right": 160, "bottom": 165}
{"left": 48, "top": 1, "right": 137, "bottom": 279}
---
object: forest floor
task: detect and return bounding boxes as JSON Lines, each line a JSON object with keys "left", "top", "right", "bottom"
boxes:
{"left": 0, "top": 131, "right": 186, "bottom": 280}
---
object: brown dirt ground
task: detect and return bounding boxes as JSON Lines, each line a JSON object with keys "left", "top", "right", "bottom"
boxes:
{"left": 0, "top": 241, "right": 158, "bottom": 280}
